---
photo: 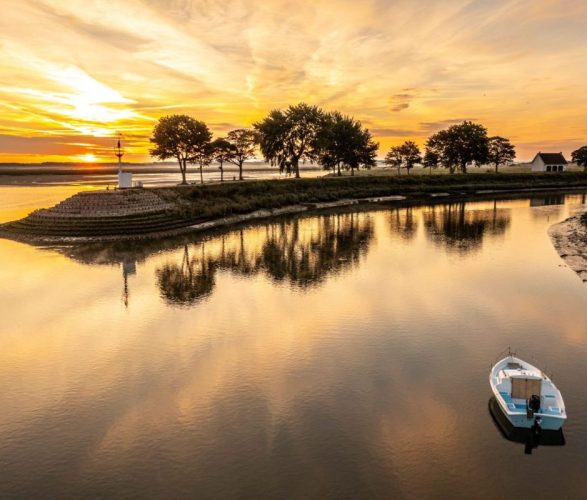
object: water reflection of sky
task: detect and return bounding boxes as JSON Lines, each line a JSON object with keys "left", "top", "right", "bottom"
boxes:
{"left": 0, "top": 193, "right": 586, "bottom": 498}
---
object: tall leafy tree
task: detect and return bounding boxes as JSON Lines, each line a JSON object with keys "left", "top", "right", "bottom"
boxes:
{"left": 426, "top": 121, "right": 490, "bottom": 173}
{"left": 318, "top": 112, "right": 378, "bottom": 176}
{"left": 423, "top": 148, "right": 440, "bottom": 174}
{"left": 488, "top": 136, "right": 516, "bottom": 173}
{"left": 226, "top": 129, "right": 257, "bottom": 181}
{"left": 398, "top": 141, "right": 421, "bottom": 175}
{"left": 384, "top": 146, "right": 404, "bottom": 175}
{"left": 254, "top": 103, "right": 324, "bottom": 178}
{"left": 150, "top": 115, "right": 212, "bottom": 184}
{"left": 211, "top": 137, "right": 234, "bottom": 182}
{"left": 384, "top": 141, "right": 421, "bottom": 175}
{"left": 194, "top": 143, "right": 215, "bottom": 185}
{"left": 572, "top": 146, "right": 587, "bottom": 172}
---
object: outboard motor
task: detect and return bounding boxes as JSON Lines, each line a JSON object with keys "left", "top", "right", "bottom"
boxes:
{"left": 527, "top": 394, "right": 540, "bottom": 418}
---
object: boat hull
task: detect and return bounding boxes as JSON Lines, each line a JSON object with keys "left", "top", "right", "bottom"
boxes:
{"left": 498, "top": 406, "right": 564, "bottom": 430}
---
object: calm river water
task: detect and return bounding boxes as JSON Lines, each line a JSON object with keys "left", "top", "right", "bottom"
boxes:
{"left": 1, "top": 188, "right": 587, "bottom": 499}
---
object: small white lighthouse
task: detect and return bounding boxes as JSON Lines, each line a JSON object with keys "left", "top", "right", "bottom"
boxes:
{"left": 115, "top": 133, "right": 133, "bottom": 189}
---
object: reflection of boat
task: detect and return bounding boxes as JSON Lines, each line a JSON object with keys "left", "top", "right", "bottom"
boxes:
{"left": 489, "top": 354, "right": 566, "bottom": 431}
{"left": 488, "top": 397, "right": 565, "bottom": 454}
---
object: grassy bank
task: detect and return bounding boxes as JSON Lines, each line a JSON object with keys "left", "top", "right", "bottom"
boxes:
{"left": 156, "top": 172, "right": 587, "bottom": 223}
{"left": 3, "top": 172, "right": 587, "bottom": 242}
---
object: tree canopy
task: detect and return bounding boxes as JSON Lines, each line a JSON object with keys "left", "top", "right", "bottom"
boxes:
{"left": 226, "top": 129, "right": 257, "bottom": 180}
{"left": 211, "top": 137, "right": 234, "bottom": 182}
{"left": 318, "top": 112, "right": 378, "bottom": 176}
{"left": 425, "top": 121, "right": 490, "bottom": 174}
{"left": 150, "top": 114, "right": 212, "bottom": 184}
{"left": 384, "top": 141, "right": 421, "bottom": 175}
{"left": 254, "top": 103, "right": 324, "bottom": 178}
{"left": 488, "top": 136, "right": 516, "bottom": 172}
{"left": 572, "top": 146, "right": 587, "bottom": 172}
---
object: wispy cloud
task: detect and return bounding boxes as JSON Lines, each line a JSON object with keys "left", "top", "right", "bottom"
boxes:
{"left": 0, "top": 0, "right": 585, "bottom": 161}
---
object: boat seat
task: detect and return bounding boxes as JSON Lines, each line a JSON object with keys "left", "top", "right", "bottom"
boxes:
{"left": 507, "top": 403, "right": 517, "bottom": 411}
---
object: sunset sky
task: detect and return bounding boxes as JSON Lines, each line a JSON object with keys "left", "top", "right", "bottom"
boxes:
{"left": 1, "top": 0, "right": 586, "bottom": 163}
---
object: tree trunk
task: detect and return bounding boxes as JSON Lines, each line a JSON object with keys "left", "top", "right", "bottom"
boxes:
{"left": 239, "top": 160, "right": 243, "bottom": 181}
{"left": 495, "top": 162, "right": 499, "bottom": 173}
{"left": 461, "top": 163, "right": 467, "bottom": 174}
{"left": 351, "top": 165, "right": 355, "bottom": 176}
{"left": 200, "top": 163, "right": 204, "bottom": 185}
{"left": 294, "top": 159, "right": 300, "bottom": 178}
{"left": 179, "top": 159, "right": 187, "bottom": 184}
{"left": 220, "top": 161, "right": 224, "bottom": 182}
{"left": 337, "top": 162, "right": 341, "bottom": 177}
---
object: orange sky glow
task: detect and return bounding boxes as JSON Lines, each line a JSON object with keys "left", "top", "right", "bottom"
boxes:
{"left": 0, "top": 0, "right": 586, "bottom": 163}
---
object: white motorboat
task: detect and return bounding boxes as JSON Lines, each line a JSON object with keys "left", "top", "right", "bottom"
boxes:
{"left": 489, "top": 353, "right": 566, "bottom": 431}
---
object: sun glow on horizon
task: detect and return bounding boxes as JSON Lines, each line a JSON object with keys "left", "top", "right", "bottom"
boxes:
{"left": 79, "top": 153, "right": 98, "bottom": 163}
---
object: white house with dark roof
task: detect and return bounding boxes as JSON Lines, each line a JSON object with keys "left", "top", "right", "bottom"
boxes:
{"left": 531, "top": 152, "right": 568, "bottom": 172}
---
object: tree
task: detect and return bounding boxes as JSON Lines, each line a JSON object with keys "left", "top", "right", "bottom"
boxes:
{"left": 194, "top": 143, "right": 215, "bottom": 185}
{"left": 572, "top": 146, "right": 587, "bottom": 172}
{"left": 211, "top": 137, "right": 234, "bottom": 183}
{"left": 488, "top": 136, "right": 516, "bottom": 173}
{"left": 398, "top": 141, "right": 421, "bottom": 175}
{"left": 384, "top": 146, "right": 404, "bottom": 175}
{"left": 426, "top": 121, "right": 490, "bottom": 173}
{"left": 384, "top": 141, "right": 421, "bottom": 175}
{"left": 318, "top": 112, "right": 378, "bottom": 176}
{"left": 254, "top": 103, "right": 324, "bottom": 178}
{"left": 423, "top": 148, "right": 440, "bottom": 175}
{"left": 150, "top": 115, "right": 212, "bottom": 184}
{"left": 226, "top": 129, "right": 257, "bottom": 181}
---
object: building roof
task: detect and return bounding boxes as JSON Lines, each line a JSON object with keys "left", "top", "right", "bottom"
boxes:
{"left": 534, "top": 152, "right": 568, "bottom": 165}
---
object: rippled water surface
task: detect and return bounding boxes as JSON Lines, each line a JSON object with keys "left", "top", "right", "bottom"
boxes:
{"left": 1, "top": 190, "right": 587, "bottom": 499}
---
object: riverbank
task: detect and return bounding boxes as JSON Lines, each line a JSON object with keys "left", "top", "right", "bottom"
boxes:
{"left": 2, "top": 173, "right": 587, "bottom": 243}
{"left": 549, "top": 211, "right": 587, "bottom": 283}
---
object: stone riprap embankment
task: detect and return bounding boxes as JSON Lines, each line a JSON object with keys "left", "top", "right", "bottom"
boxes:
{"left": 0, "top": 189, "right": 191, "bottom": 241}
{"left": 549, "top": 212, "right": 587, "bottom": 283}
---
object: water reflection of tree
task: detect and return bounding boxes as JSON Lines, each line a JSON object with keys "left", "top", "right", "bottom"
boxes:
{"left": 422, "top": 201, "right": 510, "bottom": 253}
{"left": 156, "top": 245, "right": 216, "bottom": 305}
{"left": 254, "top": 213, "right": 373, "bottom": 287}
{"left": 389, "top": 207, "right": 418, "bottom": 240}
{"left": 155, "top": 213, "right": 374, "bottom": 304}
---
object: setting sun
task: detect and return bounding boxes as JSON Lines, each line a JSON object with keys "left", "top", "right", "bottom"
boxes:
{"left": 79, "top": 153, "right": 97, "bottom": 163}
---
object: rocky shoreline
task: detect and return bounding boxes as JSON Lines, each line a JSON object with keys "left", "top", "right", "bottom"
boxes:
{"left": 549, "top": 212, "right": 587, "bottom": 283}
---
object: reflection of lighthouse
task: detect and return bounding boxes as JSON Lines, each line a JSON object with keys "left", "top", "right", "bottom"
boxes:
{"left": 115, "top": 133, "right": 132, "bottom": 189}
{"left": 121, "top": 259, "right": 137, "bottom": 308}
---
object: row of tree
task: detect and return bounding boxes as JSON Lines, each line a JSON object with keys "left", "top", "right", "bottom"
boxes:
{"left": 150, "top": 104, "right": 587, "bottom": 183}
{"left": 385, "top": 122, "right": 517, "bottom": 174}
{"left": 150, "top": 103, "right": 378, "bottom": 184}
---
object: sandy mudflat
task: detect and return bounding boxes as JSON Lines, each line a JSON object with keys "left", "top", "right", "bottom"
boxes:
{"left": 549, "top": 212, "right": 587, "bottom": 283}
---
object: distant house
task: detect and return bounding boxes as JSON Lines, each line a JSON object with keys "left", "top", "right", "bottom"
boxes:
{"left": 531, "top": 152, "right": 568, "bottom": 172}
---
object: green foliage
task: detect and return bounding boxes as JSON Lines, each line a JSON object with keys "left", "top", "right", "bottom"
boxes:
{"left": 150, "top": 115, "right": 212, "bottom": 184}
{"left": 488, "top": 136, "right": 516, "bottom": 172}
{"left": 425, "top": 121, "right": 490, "bottom": 174}
{"left": 226, "top": 129, "right": 257, "bottom": 180}
{"left": 385, "top": 141, "right": 421, "bottom": 174}
{"left": 254, "top": 103, "right": 324, "bottom": 178}
{"left": 154, "top": 172, "right": 587, "bottom": 223}
{"left": 210, "top": 138, "right": 233, "bottom": 183}
{"left": 318, "top": 112, "right": 378, "bottom": 176}
{"left": 572, "top": 146, "right": 587, "bottom": 172}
